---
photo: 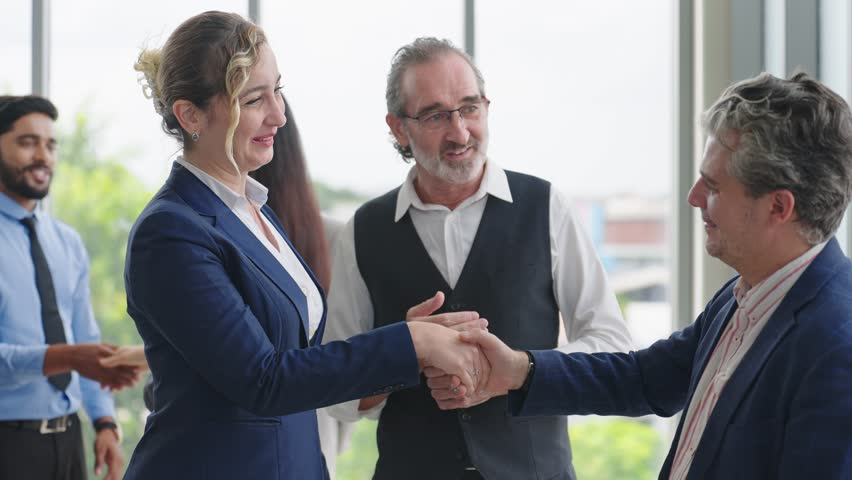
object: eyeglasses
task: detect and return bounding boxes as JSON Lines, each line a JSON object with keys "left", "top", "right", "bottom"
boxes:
{"left": 400, "top": 99, "right": 490, "bottom": 131}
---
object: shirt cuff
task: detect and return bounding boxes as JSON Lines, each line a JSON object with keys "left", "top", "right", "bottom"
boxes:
{"left": 79, "top": 377, "right": 116, "bottom": 421}
{"left": 326, "top": 397, "right": 387, "bottom": 422}
{"left": 357, "top": 398, "right": 386, "bottom": 420}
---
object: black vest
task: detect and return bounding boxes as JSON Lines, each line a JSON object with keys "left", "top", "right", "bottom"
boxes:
{"left": 354, "top": 171, "right": 574, "bottom": 480}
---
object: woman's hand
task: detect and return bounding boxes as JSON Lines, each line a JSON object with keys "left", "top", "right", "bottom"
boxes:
{"left": 99, "top": 345, "right": 150, "bottom": 371}
{"left": 407, "top": 322, "right": 491, "bottom": 396}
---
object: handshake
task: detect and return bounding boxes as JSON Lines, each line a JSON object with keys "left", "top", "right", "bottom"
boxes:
{"left": 406, "top": 292, "right": 534, "bottom": 410}
{"left": 43, "top": 343, "right": 148, "bottom": 392}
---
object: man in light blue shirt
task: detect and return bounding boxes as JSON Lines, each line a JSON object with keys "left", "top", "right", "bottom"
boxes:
{"left": 0, "top": 95, "right": 140, "bottom": 480}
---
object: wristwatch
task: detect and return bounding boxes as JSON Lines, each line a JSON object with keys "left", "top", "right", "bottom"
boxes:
{"left": 93, "top": 419, "right": 123, "bottom": 443}
{"left": 520, "top": 351, "right": 536, "bottom": 393}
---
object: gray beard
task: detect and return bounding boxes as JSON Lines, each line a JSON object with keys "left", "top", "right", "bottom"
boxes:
{"left": 418, "top": 152, "right": 486, "bottom": 185}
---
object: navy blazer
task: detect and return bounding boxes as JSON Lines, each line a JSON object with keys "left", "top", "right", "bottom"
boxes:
{"left": 123, "top": 164, "right": 419, "bottom": 480}
{"left": 511, "top": 239, "right": 852, "bottom": 479}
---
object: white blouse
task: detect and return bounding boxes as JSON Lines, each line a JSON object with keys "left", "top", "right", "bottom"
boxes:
{"left": 176, "top": 157, "right": 324, "bottom": 336}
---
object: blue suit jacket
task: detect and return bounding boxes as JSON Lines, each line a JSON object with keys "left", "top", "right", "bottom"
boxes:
{"left": 123, "top": 164, "right": 420, "bottom": 480}
{"left": 511, "top": 239, "right": 852, "bottom": 479}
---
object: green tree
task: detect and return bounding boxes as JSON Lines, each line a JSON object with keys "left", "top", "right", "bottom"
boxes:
{"left": 313, "top": 181, "right": 365, "bottom": 212}
{"left": 337, "top": 420, "right": 379, "bottom": 480}
{"left": 569, "top": 418, "right": 664, "bottom": 480}
{"left": 50, "top": 111, "right": 152, "bottom": 474}
{"left": 336, "top": 418, "right": 663, "bottom": 480}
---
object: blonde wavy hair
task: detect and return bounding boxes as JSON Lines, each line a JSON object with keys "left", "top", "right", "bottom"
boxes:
{"left": 134, "top": 11, "right": 266, "bottom": 174}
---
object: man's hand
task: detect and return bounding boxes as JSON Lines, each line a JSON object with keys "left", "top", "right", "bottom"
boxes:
{"left": 93, "top": 418, "right": 123, "bottom": 480}
{"left": 459, "top": 329, "right": 531, "bottom": 394}
{"left": 99, "top": 345, "right": 149, "bottom": 371}
{"left": 425, "top": 369, "right": 500, "bottom": 410}
{"left": 421, "top": 329, "right": 531, "bottom": 410}
{"left": 73, "top": 344, "right": 143, "bottom": 391}
{"left": 408, "top": 322, "right": 491, "bottom": 395}
{"left": 44, "top": 344, "right": 143, "bottom": 391}
{"left": 406, "top": 291, "right": 488, "bottom": 332}
{"left": 355, "top": 293, "right": 487, "bottom": 413}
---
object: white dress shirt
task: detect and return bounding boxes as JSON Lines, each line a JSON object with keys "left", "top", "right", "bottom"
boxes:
{"left": 669, "top": 241, "right": 827, "bottom": 480}
{"left": 176, "top": 157, "right": 324, "bottom": 335}
{"left": 325, "top": 161, "right": 632, "bottom": 421}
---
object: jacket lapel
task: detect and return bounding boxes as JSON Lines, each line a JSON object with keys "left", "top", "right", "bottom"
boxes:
{"left": 690, "top": 295, "right": 738, "bottom": 397}
{"left": 166, "top": 163, "right": 311, "bottom": 341}
{"left": 660, "top": 293, "right": 737, "bottom": 477}
{"left": 686, "top": 239, "right": 844, "bottom": 478}
{"left": 259, "top": 205, "right": 329, "bottom": 345}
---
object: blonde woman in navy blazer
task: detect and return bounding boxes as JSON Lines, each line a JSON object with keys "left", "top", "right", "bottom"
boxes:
{"left": 122, "top": 12, "right": 487, "bottom": 480}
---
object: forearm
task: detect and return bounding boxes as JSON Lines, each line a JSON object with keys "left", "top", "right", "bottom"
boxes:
{"left": 42, "top": 344, "right": 77, "bottom": 376}
{"left": 0, "top": 342, "right": 50, "bottom": 385}
{"left": 504, "top": 350, "right": 533, "bottom": 391}
{"left": 80, "top": 375, "right": 117, "bottom": 420}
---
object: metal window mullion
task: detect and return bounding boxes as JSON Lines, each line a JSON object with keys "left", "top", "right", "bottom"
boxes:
{"left": 249, "top": 0, "right": 261, "bottom": 24}
{"left": 464, "top": 0, "right": 475, "bottom": 58}
{"left": 674, "top": 0, "right": 695, "bottom": 329}
{"left": 785, "top": 0, "right": 819, "bottom": 77}
{"left": 731, "top": 0, "right": 764, "bottom": 79}
{"left": 31, "top": 0, "right": 50, "bottom": 96}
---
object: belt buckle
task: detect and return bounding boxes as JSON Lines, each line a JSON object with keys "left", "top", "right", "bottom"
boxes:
{"left": 39, "top": 416, "right": 68, "bottom": 434}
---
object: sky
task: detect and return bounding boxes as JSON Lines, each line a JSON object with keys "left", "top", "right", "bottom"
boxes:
{"left": 1, "top": 0, "right": 675, "bottom": 199}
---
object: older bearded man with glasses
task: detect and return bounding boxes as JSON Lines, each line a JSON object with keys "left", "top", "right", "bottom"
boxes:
{"left": 323, "top": 37, "right": 632, "bottom": 480}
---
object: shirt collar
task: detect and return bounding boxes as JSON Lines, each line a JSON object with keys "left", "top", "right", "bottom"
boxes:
{"left": 0, "top": 191, "right": 46, "bottom": 222}
{"left": 393, "top": 160, "right": 513, "bottom": 222}
{"left": 176, "top": 156, "right": 269, "bottom": 209}
{"left": 733, "top": 240, "right": 828, "bottom": 307}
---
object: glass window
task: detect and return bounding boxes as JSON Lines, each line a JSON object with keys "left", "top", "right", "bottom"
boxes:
{"left": 820, "top": 0, "right": 851, "bottom": 254}
{"left": 262, "top": 1, "right": 464, "bottom": 218}
{"left": 51, "top": 1, "right": 248, "bottom": 188}
{"left": 0, "top": 0, "right": 31, "bottom": 94}
{"left": 49, "top": 2, "right": 248, "bottom": 476}
{"left": 478, "top": 2, "right": 675, "bottom": 477}
{"left": 263, "top": 4, "right": 464, "bottom": 478}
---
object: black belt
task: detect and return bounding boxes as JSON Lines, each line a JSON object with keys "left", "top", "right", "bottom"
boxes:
{"left": 0, "top": 414, "right": 76, "bottom": 434}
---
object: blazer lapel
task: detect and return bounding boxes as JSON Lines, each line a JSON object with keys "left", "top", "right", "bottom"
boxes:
{"left": 690, "top": 295, "right": 738, "bottom": 397}
{"left": 660, "top": 293, "right": 737, "bottom": 476}
{"left": 166, "top": 163, "right": 311, "bottom": 341}
{"left": 686, "top": 239, "right": 844, "bottom": 478}
{"left": 259, "top": 205, "right": 329, "bottom": 345}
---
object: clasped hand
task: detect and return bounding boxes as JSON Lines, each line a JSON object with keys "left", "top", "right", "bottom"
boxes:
{"left": 48, "top": 343, "right": 145, "bottom": 392}
{"left": 406, "top": 291, "right": 492, "bottom": 405}
{"left": 420, "top": 322, "right": 532, "bottom": 410}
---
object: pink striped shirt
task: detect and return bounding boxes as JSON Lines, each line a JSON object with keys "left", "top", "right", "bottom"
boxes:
{"left": 668, "top": 242, "right": 827, "bottom": 480}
